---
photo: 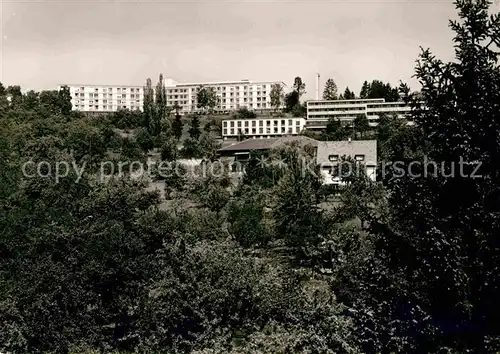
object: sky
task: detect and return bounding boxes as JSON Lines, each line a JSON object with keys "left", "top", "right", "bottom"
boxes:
{"left": 0, "top": 0, "right": 480, "bottom": 99}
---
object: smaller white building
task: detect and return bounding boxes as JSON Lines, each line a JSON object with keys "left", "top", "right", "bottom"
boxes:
{"left": 222, "top": 117, "right": 306, "bottom": 140}
{"left": 316, "top": 140, "right": 377, "bottom": 185}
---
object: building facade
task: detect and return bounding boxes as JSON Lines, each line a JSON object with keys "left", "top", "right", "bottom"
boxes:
{"left": 60, "top": 78, "right": 286, "bottom": 114}
{"left": 306, "top": 98, "right": 415, "bottom": 130}
{"left": 166, "top": 79, "right": 286, "bottom": 115}
{"left": 316, "top": 140, "right": 377, "bottom": 184}
{"left": 221, "top": 117, "right": 306, "bottom": 140}
{"left": 60, "top": 84, "right": 144, "bottom": 112}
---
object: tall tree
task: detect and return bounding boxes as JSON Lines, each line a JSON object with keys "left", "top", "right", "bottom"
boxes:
{"left": 359, "top": 80, "right": 400, "bottom": 102}
{"left": 227, "top": 191, "right": 268, "bottom": 248}
{"left": 398, "top": 80, "right": 412, "bottom": 104}
{"left": 203, "top": 120, "right": 212, "bottom": 133}
{"left": 345, "top": 1, "right": 500, "bottom": 352}
{"left": 6, "top": 85, "right": 23, "bottom": 106}
{"left": 284, "top": 91, "right": 300, "bottom": 112}
{"left": 58, "top": 85, "right": 73, "bottom": 115}
{"left": 143, "top": 78, "right": 155, "bottom": 134}
{"left": 375, "top": 113, "right": 410, "bottom": 162}
{"left": 135, "top": 127, "right": 154, "bottom": 153}
{"left": 197, "top": 86, "right": 218, "bottom": 113}
{"left": 326, "top": 117, "right": 350, "bottom": 141}
{"left": 236, "top": 128, "right": 249, "bottom": 142}
{"left": 24, "top": 90, "right": 39, "bottom": 110}
{"left": 322, "top": 78, "right": 338, "bottom": 100}
{"left": 160, "top": 135, "right": 178, "bottom": 161}
{"left": 272, "top": 144, "right": 324, "bottom": 257}
{"left": 172, "top": 113, "right": 183, "bottom": 140}
{"left": 188, "top": 114, "right": 201, "bottom": 140}
{"left": 172, "top": 102, "right": 181, "bottom": 116}
{"left": 292, "top": 77, "right": 306, "bottom": 98}
{"left": 198, "top": 132, "right": 222, "bottom": 160}
{"left": 270, "top": 83, "right": 285, "bottom": 112}
{"left": 359, "top": 80, "right": 370, "bottom": 99}
{"left": 154, "top": 73, "right": 167, "bottom": 136}
{"left": 342, "top": 87, "right": 355, "bottom": 100}
{"left": 353, "top": 114, "right": 370, "bottom": 138}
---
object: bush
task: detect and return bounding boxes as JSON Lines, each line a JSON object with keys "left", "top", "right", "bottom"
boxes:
{"left": 160, "top": 136, "right": 178, "bottom": 161}
{"left": 227, "top": 193, "right": 270, "bottom": 248}
{"left": 135, "top": 127, "right": 154, "bottom": 152}
{"left": 109, "top": 109, "right": 144, "bottom": 129}
{"left": 318, "top": 184, "right": 339, "bottom": 201}
{"left": 234, "top": 107, "right": 256, "bottom": 119}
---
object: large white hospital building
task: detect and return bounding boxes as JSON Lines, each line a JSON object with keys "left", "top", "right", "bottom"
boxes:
{"left": 60, "top": 78, "right": 285, "bottom": 115}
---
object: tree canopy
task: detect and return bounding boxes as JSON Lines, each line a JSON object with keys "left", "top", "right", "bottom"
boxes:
{"left": 1, "top": 1, "right": 500, "bottom": 353}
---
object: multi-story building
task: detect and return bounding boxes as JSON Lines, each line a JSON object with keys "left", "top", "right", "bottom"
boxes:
{"left": 59, "top": 84, "right": 144, "bottom": 112}
{"left": 166, "top": 79, "right": 285, "bottom": 114}
{"left": 221, "top": 117, "right": 306, "bottom": 140}
{"left": 60, "top": 78, "right": 286, "bottom": 114}
{"left": 306, "top": 98, "right": 416, "bottom": 130}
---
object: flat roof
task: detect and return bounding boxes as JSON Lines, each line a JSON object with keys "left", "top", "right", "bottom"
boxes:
{"left": 59, "top": 84, "right": 144, "bottom": 88}
{"left": 219, "top": 138, "right": 277, "bottom": 152}
{"left": 221, "top": 116, "right": 304, "bottom": 121}
{"left": 218, "top": 135, "right": 318, "bottom": 153}
{"left": 172, "top": 80, "right": 286, "bottom": 87}
{"left": 59, "top": 79, "right": 287, "bottom": 89}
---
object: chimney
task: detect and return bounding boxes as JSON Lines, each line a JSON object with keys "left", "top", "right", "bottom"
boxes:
{"left": 316, "top": 73, "right": 320, "bottom": 100}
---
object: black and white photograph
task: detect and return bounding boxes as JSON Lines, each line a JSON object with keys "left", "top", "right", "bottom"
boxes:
{"left": 1, "top": 0, "right": 500, "bottom": 353}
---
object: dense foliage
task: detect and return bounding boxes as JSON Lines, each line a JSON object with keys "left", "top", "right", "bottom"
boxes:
{"left": 1, "top": 1, "right": 500, "bottom": 353}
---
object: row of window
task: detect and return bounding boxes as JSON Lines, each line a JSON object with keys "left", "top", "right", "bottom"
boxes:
{"left": 328, "top": 154, "right": 365, "bottom": 162}
{"left": 72, "top": 103, "right": 275, "bottom": 111}
{"left": 223, "top": 119, "right": 301, "bottom": 128}
{"left": 366, "top": 103, "right": 410, "bottom": 108}
{"left": 75, "top": 93, "right": 142, "bottom": 99}
{"left": 75, "top": 99, "right": 141, "bottom": 105}
{"left": 172, "top": 103, "right": 269, "bottom": 109}
{"left": 168, "top": 92, "right": 268, "bottom": 99}
{"left": 169, "top": 97, "right": 266, "bottom": 104}
{"left": 73, "top": 87, "right": 141, "bottom": 93}
{"left": 308, "top": 112, "right": 412, "bottom": 119}
{"left": 73, "top": 85, "right": 275, "bottom": 94}
{"left": 366, "top": 111, "right": 410, "bottom": 116}
{"left": 308, "top": 99, "right": 384, "bottom": 106}
{"left": 167, "top": 86, "right": 270, "bottom": 94}
{"left": 74, "top": 105, "right": 136, "bottom": 110}
{"left": 223, "top": 126, "right": 301, "bottom": 135}
{"left": 307, "top": 113, "right": 361, "bottom": 119}
{"left": 308, "top": 104, "right": 411, "bottom": 112}
{"left": 308, "top": 107, "right": 367, "bottom": 112}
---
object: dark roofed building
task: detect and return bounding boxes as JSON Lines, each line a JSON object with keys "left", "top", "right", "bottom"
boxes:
{"left": 218, "top": 135, "right": 318, "bottom": 156}
{"left": 217, "top": 136, "right": 319, "bottom": 173}
{"left": 217, "top": 136, "right": 376, "bottom": 185}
